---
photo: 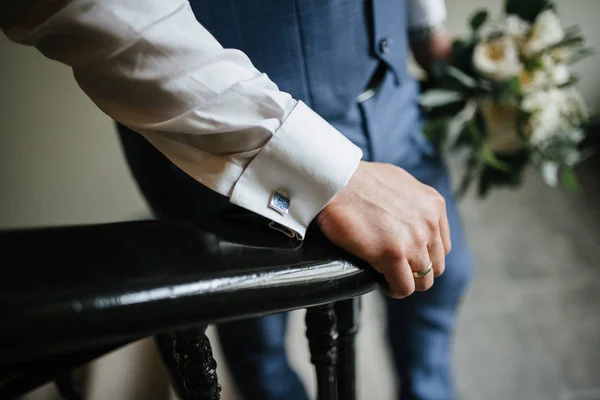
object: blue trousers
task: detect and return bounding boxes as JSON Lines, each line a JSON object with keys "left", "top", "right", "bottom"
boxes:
{"left": 117, "top": 124, "right": 474, "bottom": 400}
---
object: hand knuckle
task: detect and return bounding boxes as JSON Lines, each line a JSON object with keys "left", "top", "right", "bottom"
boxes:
{"left": 426, "top": 187, "right": 445, "bottom": 206}
{"left": 382, "top": 242, "right": 404, "bottom": 262}
{"left": 412, "top": 232, "right": 427, "bottom": 247}
{"left": 435, "top": 191, "right": 446, "bottom": 203}
{"left": 425, "top": 185, "right": 438, "bottom": 196}
{"left": 425, "top": 217, "right": 438, "bottom": 232}
{"left": 432, "top": 197, "right": 445, "bottom": 211}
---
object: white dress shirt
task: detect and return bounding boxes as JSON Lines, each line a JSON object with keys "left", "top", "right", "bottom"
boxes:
{"left": 407, "top": 0, "right": 447, "bottom": 28}
{"left": 2, "top": 0, "right": 446, "bottom": 239}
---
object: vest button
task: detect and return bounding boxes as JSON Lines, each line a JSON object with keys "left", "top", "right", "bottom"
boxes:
{"left": 379, "top": 38, "right": 392, "bottom": 54}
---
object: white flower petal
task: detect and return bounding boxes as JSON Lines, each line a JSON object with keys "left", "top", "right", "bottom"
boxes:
{"left": 420, "top": 90, "right": 465, "bottom": 108}
{"left": 568, "top": 129, "right": 585, "bottom": 143}
{"left": 473, "top": 36, "right": 521, "bottom": 81}
{"left": 506, "top": 15, "right": 530, "bottom": 38}
{"left": 524, "top": 88, "right": 589, "bottom": 146}
{"left": 551, "top": 64, "right": 571, "bottom": 85}
{"left": 525, "top": 10, "right": 565, "bottom": 56}
{"left": 541, "top": 162, "right": 560, "bottom": 187}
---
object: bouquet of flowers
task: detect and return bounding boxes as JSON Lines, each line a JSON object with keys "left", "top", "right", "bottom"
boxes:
{"left": 420, "top": 0, "right": 594, "bottom": 197}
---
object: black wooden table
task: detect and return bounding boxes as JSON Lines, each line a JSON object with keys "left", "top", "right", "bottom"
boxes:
{"left": 0, "top": 214, "right": 381, "bottom": 399}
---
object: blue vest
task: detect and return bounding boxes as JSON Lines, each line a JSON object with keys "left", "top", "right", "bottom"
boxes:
{"left": 189, "top": 0, "right": 431, "bottom": 164}
{"left": 117, "top": 0, "right": 438, "bottom": 218}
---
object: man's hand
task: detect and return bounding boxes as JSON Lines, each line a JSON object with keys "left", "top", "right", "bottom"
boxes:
{"left": 317, "top": 161, "right": 451, "bottom": 298}
{"left": 411, "top": 30, "right": 454, "bottom": 73}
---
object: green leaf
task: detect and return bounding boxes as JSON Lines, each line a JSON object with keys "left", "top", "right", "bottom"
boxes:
{"left": 481, "top": 146, "right": 512, "bottom": 172}
{"left": 450, "top": 123, "right": 474, "bottom": 151}
{"left": 446, "top": 66, "right": 478, "bottom": 89}
{"left": 472, "top": 109, "right": 488, "bottom": 140}
{"left": 428, "top": 61, "right": 478, "bottom": 94}
{"left": 523, "top": 56, "right": 545, "bottom": 71}
{"left": 560, "top": 167, "right": 581, "bottom": 191}
{"left": 477, "top": 161, "right": 526, "bottom": 197}
{"left": 506, "top": 77, "right": 522, "bottom": 96}
{"left": 451, "top": 40, "right": 476, "bottom": 74}
{"left": 530, "top": 35, "right": 586, "bottom": 58}
{"left": 556, "top": 76, "right": 579, "bottom": 89}
{"left": 455, "top": 157, "right": 480, "bottom": 199}
{"left": 493, "top": 77, "right": 522, "bottom": 104}
{"left": 470, "top": 10, "right": 489, "bottom": 33}
{"left": 429, "top": 60, "right": 450, "bottom": 81}
{"left": 422, "top": 100, "right": 468, "bottom": 120}
{"left": 422, "top": 119, "right": 450, "bottom": 149}
{"left": 420, "top": 90, "right": 465, "bottom": 108}
{"left": 477, "top": 171, "right": 493, "bottom": 198}
{"left": 568, "top": 47, "right": 596, "bottom": 65}
{"left": 505, "top": 0, "right": 554, "bottom": 23}
{"left": 457, "top": 167, "right": 475, "bottom": 199}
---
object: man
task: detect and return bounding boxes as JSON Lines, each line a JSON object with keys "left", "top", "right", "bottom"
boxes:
{"left": 2, "top": 0, "right": 473, "bottom": 398}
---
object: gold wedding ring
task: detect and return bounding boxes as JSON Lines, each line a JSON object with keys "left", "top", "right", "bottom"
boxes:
{"left": 413, "top": 263, "right": 433, "bottom": 278}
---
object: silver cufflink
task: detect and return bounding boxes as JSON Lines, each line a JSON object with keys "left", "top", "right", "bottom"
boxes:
{"left": 269, "top": 191, "right": 290, "bottom": 215}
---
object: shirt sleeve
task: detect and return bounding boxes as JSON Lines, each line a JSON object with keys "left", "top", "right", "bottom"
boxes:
{"left": 406, "top": 0, "right": 447, "bottom": 28}
{"left": 1, "top": 0, "right": 362, "bottom": 239}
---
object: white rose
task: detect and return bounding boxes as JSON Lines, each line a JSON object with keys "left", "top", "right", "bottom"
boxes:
{"left": 524, "top": 10, "right": 565, "bottom": 56}
{"left": 473, "top": 36, "right": 521, "bottom": 81}
{"left": 506, "top": 15, "right": 530, "bottom": 39}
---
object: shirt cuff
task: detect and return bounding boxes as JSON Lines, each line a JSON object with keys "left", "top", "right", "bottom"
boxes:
{"left": 230, "top": 101, "right": 363, "bottom": 239}
{"left": 407, "top": 0, "right": 447, "bottom": 28}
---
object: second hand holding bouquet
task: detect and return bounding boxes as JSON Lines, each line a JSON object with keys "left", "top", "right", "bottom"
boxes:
{"left": 420, "top": 0, "right": 593, "bottom": 197}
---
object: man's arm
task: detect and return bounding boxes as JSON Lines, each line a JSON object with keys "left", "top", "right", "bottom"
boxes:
{"left": 1, "top": 0, "right": 362, "bottom": 239}
{"left": 2, "top": 0, "right": 451, "bottom": 297}
{"left": 407, "top": 0, "right": 453, "bottom": 72}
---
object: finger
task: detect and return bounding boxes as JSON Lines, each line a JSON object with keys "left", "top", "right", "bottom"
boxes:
{"left": 428, "top": 236, "right": 446, "bottom": 278}
{"left": 409, "top": 251, "right": 434, "bottom": 292}
{"left": 439, "top": 209, "right": 452, "bottom": 255}
{"left": 382, "top": 258, "right": 415, "bottom": 299}
{"left": 413, "top": 266, "right": 434, "bottom": 291}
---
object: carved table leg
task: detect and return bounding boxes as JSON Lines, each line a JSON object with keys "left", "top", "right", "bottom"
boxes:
{"left": 334, "top": 298, "right": 361, "bottom": 400}
{"left": 156, "top": 327, "right": 221, "bottom": 400}
{"left": 306, "top": 303, "right": 339, "bottom": 400}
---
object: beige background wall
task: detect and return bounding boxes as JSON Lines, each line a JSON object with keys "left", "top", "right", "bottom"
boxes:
{"left": 2, "top": 1, "right": 600, "bottom": 399}
{"left": 0, "top": 36, "right": 148, "bottom": 229}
